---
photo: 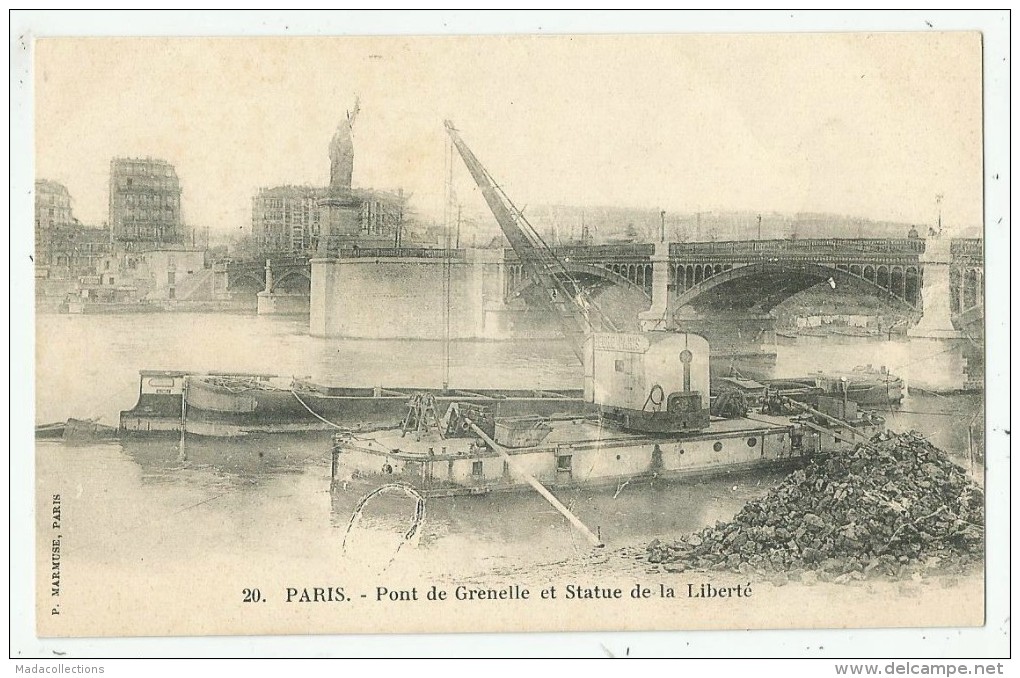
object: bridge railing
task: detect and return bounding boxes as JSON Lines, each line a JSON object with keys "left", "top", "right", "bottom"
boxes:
{"left": 503, "top": 243, "right": 655, "bottom": 262}
{"left": 222, "top": 255, "right": 309, "bottom": 270}
{"left": 669, "top": 238, "right": 926, "bottom": 256}
{"left": 950, "top": 238, "right": 983, "bottom": 259}
{"left": 337, "top": 247, "right": 466, "bottom": 259}
{"left": 222, "top": 248, "right": 469, "bottom": 268}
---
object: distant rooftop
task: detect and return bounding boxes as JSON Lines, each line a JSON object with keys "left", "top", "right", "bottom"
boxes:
{"left": 110, "top": 157, "right": 179, "bottom": 176}
{"left": 256, "top": 184, "right": 406, "bottom": 203}
{"left": 111, "top": 156, "right": 176, "bottom": 166}
{"left": 35, "top": 178, "right": 70, "bottom": 195}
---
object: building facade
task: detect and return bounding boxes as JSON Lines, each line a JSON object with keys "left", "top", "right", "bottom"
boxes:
{"left": 251, "top": 185, "right": 405, "bottom": 255}
{"left": 35, "top": 179, "right": 73, "bottom": 231}
{"left": 35, "top": 179, "right": 112, "bottom": 278}
{"left": 251, "top": 186, "right": 328, "bottom": 253}
{"left": 109, "top": 157, "right": 183, "bottom": 248}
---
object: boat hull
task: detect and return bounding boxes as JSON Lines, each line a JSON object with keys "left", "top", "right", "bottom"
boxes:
{"left": 331, "top": 415, "right": 813, "bottom": 498}
{"left": 120, "top": 372, "right": 594, "bottom": 437}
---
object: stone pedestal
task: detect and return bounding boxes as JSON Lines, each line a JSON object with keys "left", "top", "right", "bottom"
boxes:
{"left": 317, "top": 194, "right": 362, "bottom": 256}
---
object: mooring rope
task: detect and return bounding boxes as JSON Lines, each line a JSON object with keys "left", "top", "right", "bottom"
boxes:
{"left": 291, "top": 388, "right": 348, "bottom": 430}
{"left": 340, "top": 483, "right": 427, "bottom": 571}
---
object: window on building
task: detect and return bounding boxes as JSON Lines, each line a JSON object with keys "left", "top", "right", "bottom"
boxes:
{"left": 471, "top": 461, "right": 483, "bottom": 477}
{"left": 556, "top": 455, "right": 572, "bottom": 472}
{"left": 167, "top": 271, "right": 175, "bottom": 285}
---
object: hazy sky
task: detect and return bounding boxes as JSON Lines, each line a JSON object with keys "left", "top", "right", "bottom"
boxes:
{"left": 35, "top": 33, "right": 983, "bottom": 235}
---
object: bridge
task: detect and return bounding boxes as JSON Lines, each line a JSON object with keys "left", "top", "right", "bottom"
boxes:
{"left": 492, "top": 237, "right": 979, "bottom": 326}
{"left": 216, "top": 236, "right": 983, "bottom": 335}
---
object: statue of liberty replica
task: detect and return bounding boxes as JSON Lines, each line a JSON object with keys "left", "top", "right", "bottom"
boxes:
{"left": 318, "top": 97, "right": 361, "bottom": 255}
{"left": 328, "top": 97, "right": 360, "bottom": 195}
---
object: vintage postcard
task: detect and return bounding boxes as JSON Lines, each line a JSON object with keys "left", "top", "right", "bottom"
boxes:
{"left": 19, "top": 25, "right": 999, "bottom": 645}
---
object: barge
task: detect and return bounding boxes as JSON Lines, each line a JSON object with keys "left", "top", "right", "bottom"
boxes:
{"left": 116, "top": 363, "right": 894, "bottom": 439}
{"left": 330, "top": 332, "right": 884, "bottom": 498}
{"left": 711, "top": 365, "right": 904, "bottom": 407}
{"left": 119, "top": 370, "right": 592, "bottom": 437}
{"left": 767, "top": 365, "right": 904, "bottom": 406}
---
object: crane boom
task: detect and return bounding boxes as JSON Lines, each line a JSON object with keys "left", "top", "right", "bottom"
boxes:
{"left": 444, "top": 120, "right": 615, "bottom": 363}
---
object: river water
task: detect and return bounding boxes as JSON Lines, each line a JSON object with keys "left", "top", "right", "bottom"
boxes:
{"left": 32, "top": 312, "right": 985, "bottom": 635}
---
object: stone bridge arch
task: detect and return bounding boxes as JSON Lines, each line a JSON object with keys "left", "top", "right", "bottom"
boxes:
{"left": 667, "top": 261, "right": 918, "bottom": 317}
{"left": 270, "top": 268, "right": 312, "bottom": 293}
{"left": 227, "top": 271, "right": 266, "bottom": 292}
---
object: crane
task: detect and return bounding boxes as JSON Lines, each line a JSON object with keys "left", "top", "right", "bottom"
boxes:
{"left": 444, "top": 120, "right": 617, "bottom": 363}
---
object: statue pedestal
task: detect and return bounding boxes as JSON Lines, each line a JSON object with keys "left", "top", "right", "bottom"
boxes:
{"left": 316, "top": 193, "right": 362, "bottom": 256}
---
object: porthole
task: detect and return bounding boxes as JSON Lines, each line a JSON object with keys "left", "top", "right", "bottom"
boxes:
{"left": 747, "top": 437, "right": 757, "bottom": 447}
{"left": 713, "top": 441, "right": 723, "bottom": 452}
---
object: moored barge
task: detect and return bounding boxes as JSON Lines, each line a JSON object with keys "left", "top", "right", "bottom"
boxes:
{"left": 119, "top": 371, "right": 592, "bottom": 437}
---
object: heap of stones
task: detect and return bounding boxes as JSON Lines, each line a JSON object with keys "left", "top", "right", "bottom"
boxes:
{"left": 646, "top": 431, "right": 984, "bottom": 583}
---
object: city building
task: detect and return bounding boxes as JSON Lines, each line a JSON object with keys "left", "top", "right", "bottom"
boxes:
{"left": 34, "top": 179, "right": 112, "bottom": 278}
{"left": 251, "top": 185, "right": 327, "bottom": 253}
{"left": 251, "top": 185, "right": 406, "bottom": 255}
{"left": 109, "top": 157, "right": 184, "bottom": 248}
{"left": 35, "top": 179, "right": 73, "bottom": 232}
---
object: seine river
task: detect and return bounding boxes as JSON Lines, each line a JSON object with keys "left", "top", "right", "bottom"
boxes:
{"left": 31, "top": 312, "right": 984, "bottom": 634}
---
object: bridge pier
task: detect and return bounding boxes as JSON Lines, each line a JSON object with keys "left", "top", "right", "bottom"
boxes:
{"left": 638, "top": 242, "right": 671, "bottom": 331}
{"left": 908, "top": 236, "right": 961, "bottom": 340}
{"left": 210, "top": 263, "right": 232, "bottom": 300}
{"left": 257, "top": 291, "right": 310, "bottom": 315}
{"left": 253, "top": 258, "right": 309, "bottom": 315}
{"left": 903, "top": 235, "right": 971, "bottom": 392}
{"left": 309, "top": 248, "right": 510, "bottom": 339}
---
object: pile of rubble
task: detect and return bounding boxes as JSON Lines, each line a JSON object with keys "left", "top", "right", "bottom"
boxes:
{"left": 647, "top": 431, "right": 984, "bottom": 581}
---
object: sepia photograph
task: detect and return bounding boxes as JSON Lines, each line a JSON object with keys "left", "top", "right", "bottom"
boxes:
{"left": 10, "top": 10, "right": 1009, "bottom": 662}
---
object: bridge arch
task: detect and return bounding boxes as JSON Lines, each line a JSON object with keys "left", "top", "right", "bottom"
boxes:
{"left": 271, "top": 268, "right": 311, "bottom": 293}
{"left": 228, "top": 271, "right": 266, "bottom": 292}
{"left": 667, "top": 261, "right": 918, "bottom": 317}
{"left": 505, "top": 261, "right": 652, "bottom": 303}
